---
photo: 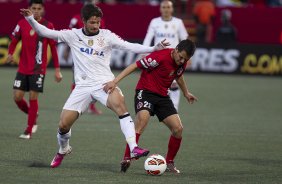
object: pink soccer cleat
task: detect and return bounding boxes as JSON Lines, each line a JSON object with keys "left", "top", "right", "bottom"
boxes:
{"left": 50, "top": 147, "right": 72, "bottom": 168}
{"left": 130, "top": 146, "right": 150, "bottom": 160}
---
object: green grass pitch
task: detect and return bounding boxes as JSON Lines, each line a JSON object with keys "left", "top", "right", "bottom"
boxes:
{"left": 0, "top": 67, "right": 281, "bottom": 184}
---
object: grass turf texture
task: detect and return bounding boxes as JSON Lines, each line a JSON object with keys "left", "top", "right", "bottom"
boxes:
{"left": 0, "top": 67, "right": 281, "bottom": 184}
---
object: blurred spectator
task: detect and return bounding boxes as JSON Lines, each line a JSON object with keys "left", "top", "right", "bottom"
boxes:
{"left": 216, "top": 0, "right": 239, "bottom": 7}
{"left": 0, "top": 0, "right": 25, "bottom": 2}
{"left": 49, "top": 0, "right": 79, "bottom": 3}
{"left": 193, "top": 0, "right": 215, "bottom": 43}
{"left": 248, "top": 0, "right": 266, "bottom": 7}
{"left": 267, "top": 0, "right": 282, "bottom": 6}
{"left": 216, "top": 9, "right": 237, "bottom": 43}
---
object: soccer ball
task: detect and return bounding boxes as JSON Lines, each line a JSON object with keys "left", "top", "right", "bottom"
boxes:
{"left": 144, "top": 154, "right": 167, "bottom": 176}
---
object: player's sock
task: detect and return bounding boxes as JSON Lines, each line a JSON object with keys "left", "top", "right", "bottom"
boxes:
{"left": 123, "top": 133, "right": 140, "bottom": 159}
{"left": 15, "top": 98, "right": 29, "bottom": 114}
{"left": 166, "top": 135, "right": 182, "bottom": 163}
{"left": 169, "top": 88, "right": 180, "bottom": 111}
{"left": 119, "top": 113, "right": 137, "bottom": 152}
{"left": 57, "top": 129, "right": 71, "bottom": 154}
{"left": 25, "top": 99, "right": 38, "bottom": 134}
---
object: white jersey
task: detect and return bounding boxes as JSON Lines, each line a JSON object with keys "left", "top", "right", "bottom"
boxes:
{"left": 58, "top": 29, "right": 127, "bottom": 87}
{"left": 143, "top": 17, "right": 188, "bottom": 48}
{"left": 25, "top": 15, "right": 159, "bottom": 88}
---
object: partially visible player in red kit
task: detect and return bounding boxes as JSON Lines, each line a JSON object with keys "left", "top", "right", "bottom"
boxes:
{"left": 6, "top": 0, "right": 62, "bottom": 139}
{"left": 63, "top": 0, "right": 105, "bottom": 115}
{"left": 104, "top": 39, "right": 198, "bottom": 174}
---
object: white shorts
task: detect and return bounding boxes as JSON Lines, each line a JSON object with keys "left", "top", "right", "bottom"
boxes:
{"left": 63, "top": 85, "right": 109, "bottom": 114}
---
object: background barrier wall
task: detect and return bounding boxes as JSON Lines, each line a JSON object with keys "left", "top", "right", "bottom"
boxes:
{"left": 1, "top": 36, "right": 281, "bottom": 76}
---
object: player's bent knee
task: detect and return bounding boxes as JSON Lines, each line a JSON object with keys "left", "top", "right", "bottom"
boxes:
{"left": 14, "top": 95, "right": 23, "bottom": 102}
{"left": 58, "top": 122, "right": 71, "bottom": 133}
{"left": 13, "top": 92, "right": 24, "bottom": 101}
{"left": 172, "top": 126, "right": 183, "bottom": 137}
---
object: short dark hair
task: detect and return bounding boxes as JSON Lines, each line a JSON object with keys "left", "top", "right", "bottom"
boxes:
{"left": 81, "top": 4, "right": 103, "bottom": 21}
{"left": 29, "top": 0, "right": 44, "bottom": 6}
{"left": 176, "top": 39, "right": 196, "bottom": 58}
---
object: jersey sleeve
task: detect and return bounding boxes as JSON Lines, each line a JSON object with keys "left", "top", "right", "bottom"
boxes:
{"left": 108, "top": 30, "right": 155, "bottom": 53}
{"left": 178, "top": 20, "right": 188, "bottom": 41}
{"left": 8, "top": 23, "right": 21, "bottom": 55}
{"left": 25, "top": 15, "right": 71, "bottom": 43}
{"left": 136, "top": 52, "right": 161, "bottom": 70}
{"left": 143, "top": 19, "right": 155, "bottom": 46}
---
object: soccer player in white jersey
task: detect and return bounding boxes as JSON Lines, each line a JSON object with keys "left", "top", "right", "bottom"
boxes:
{"left": 143, "top": 0, "right": 188, "bottom": 111}
{"left": 20, "top": 4, "right": 168, "bottom": 168}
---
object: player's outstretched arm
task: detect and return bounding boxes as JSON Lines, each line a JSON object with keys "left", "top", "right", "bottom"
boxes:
{"left": 176, "top": 75, "right": 198, "bottom": 104}
{"left": 20, "top": 9, "right": 60, "bottom": 41}
{"left": 111, "top": 30, "right": 170, "bottom": 53}
{"left": 103, "top": 63, "right": 138, "bottom": 93}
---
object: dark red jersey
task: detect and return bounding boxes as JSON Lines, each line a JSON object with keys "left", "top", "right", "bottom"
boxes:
{"left": 8, "top": 18, "right": 59, "bottom": 75}
{"left": 69, "top": 14, "right": 106, "bottom": 29}
{"left": 136, "top": 49, "right": 187, "bottom": 96}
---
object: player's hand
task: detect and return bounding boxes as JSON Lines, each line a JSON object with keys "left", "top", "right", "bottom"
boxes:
{"left": 103, "top": 81, "right": 116, "bottom": 94}
{"left": 20, "top": 8, "right": 33, "bottom": 17}
{"left": 6, "top": 54, "right": 15, "bottom": 64}
{"left": 185, "top": 92, "right": 198, "bottom": 104}
{"left": 54, "top": 68, "right": 63, "bottom": 83}
{"left": 154, "top": 39, "right": 170, "bottom": 51}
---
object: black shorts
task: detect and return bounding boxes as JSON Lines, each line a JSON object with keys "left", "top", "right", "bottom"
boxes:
{"left": 13, "top": 72, "right": 45, "bottom": 93}
{"left": 134, "top": 90, "right": 177, "bottom": 122}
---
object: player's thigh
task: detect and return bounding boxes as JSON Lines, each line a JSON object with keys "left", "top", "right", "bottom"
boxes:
{"left": 135, "top": 110, "right": 151, "bottom": 134}
{"left": 59, "top": 109, "right": 79, "bottom": 130}
{"left": 105, "top": 87, "right": 128, "bottom": 115}
{"left": 63, "top": 86, "right": 92, "bottom": 115}
{"left": 13, "top": 72, "right": 28, "bottom": 100}
{"left": 155, "top": 97, "right": 177, "bottom": 122}
{"left": 162, "top": 114, "right": 183, "bottom": 137}
{"left": 29, "top": 74, "right": 45, "bottom": 93}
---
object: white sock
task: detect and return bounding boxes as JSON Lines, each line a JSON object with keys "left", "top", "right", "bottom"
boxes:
{"left": 169, "top": 89, "right": 180, "bottom": 111}
{"left": 119, "top": 113, "right": 137, "bottom": 152}
{"left": 57, "top": 129, "right": 71, "bottom": 154}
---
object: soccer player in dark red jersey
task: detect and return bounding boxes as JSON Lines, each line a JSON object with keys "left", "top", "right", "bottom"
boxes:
{"left": 104, "top": 39, "right": 198, "bottom": 174}
{"left": 63, "top": 0, "right": 105, "bottom": 115}
{"left": 6, "top": 0, "right": 62, "bottom": 139}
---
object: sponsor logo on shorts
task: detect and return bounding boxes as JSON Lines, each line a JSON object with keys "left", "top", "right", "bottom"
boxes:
{"left": 137, "top": 90, "right": 143, "bottom": 100}
{"left": 36, "top": 75, "right": 43, "bottom": 88}
{"left": 137, "top": 102, "right": 143, "bottom": 109}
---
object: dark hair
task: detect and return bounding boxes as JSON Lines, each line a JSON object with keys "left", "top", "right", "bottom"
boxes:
{"left": 176, "top": 39, "right": 196, "bottom": 58}
{"left": 81, "top": 4, "right": 103, "bottom": 21}
{"left": 29, "top": 0, "right": 44, "bottom": 6}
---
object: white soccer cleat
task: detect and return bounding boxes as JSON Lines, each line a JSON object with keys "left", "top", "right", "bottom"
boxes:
{"left": 166, "top": 161, "right": 180, "bottom": 174}
{"left": 32, "top": 125, "right": 38, "bottom": 133}
{"left": 19, "top": 133, "right": 31, "bottom": 139}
